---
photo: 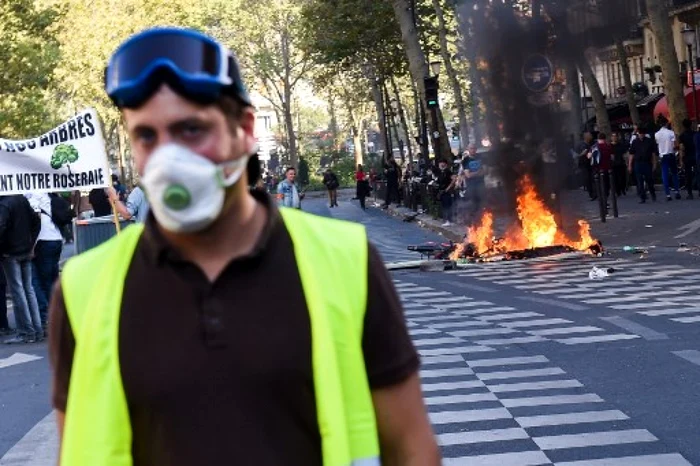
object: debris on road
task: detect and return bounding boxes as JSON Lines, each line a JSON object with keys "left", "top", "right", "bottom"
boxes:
{"left": 589, "top": 266, "right": 615, "bottom": 280}
{"left": 623, "top": 246, "right": 648, "bottom": 254}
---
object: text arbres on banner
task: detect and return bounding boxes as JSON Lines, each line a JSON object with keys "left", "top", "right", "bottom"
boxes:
{"left": 0, "top": 108, "right": 110, "bottom": 195}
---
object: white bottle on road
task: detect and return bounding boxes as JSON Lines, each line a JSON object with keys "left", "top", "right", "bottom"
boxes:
{"left": 589, "top": 266, "right": 615, "bottom": 280}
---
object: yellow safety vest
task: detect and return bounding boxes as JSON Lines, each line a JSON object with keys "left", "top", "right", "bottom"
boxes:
{"left": 60, "top": 208, "right": 380, "bottom": 466}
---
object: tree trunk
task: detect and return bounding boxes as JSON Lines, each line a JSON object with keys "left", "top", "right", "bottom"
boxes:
{"left": 281, "top": 28, "right": 298, "bottom": 168}
{"left": 615, "top": 38, "right": 641, "bottom": 127}
{"left": 646, "top": 0, "right": 687, "bottom": 131}
{"left": 412, "top": 80, "right": 429, "bottom": 160}
{"left": 391, "top": 0, "right": 452, "bottom": 159}
{"left": 353, "top": 129, "right": 363, "bottom": 167}
{"left": 565, "top": 60, "right": 583, "bottom": 138}
{"left": 432, "top": 0, "right": 469, "bottom": 152}
{"left": 369, "top": 75, "right": 391, "bottom": 158}
{"left": 578, "top": 55, "right": 611, "bottom": 136}
{"left": 391, "top": 76, "right": 414, "bottom": 164}
{"left": 328, "top": 90, "right": 340, "bottom": 150}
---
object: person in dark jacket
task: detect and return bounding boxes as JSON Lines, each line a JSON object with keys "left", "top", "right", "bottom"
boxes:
{"left": 89, "top": 188, "right": 112, "bottom": 217}
{"left": 355, "top": 164, "right": 371, "bottom": 210}
{"left": 0, "top": 195, "right": 43, "bottom": 344}
{"left": 322, "top": 168, "right": 339, "bottom": 208}
{"left": 383, "top": 157, "right": 400, "bottom": 207}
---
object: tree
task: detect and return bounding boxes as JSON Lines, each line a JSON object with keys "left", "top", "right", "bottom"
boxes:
{"left": 432, "top": 0, "right": 469, "bottom": 151}
{"left": 391, "top": 0, "right": 452, "bottom": 160}
{"left": 0, "top": 0, "right": 61, "bottom": 138}
{"left": 615, "top": 38, "right": 641, "bottom": 127}
{"left": 646, "top": 0, "right": 687, "bottom": 130}
{"left": 51, "top": 144, "right": 80, "bottom": 174}
{"left": 221, "top": 0, "right": 313, "bottom": 169}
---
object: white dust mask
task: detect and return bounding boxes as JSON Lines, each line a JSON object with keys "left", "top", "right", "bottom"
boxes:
{"left": 141, "top": 144, "right": 249, "bottom": 233}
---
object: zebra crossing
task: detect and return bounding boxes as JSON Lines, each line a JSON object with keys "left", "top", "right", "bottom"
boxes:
{"left": 395, "top": 281, "right": 640, "bottom": 347}
{"left": 448, "top": 256, "right": 700, "bottom": 326}
{"left": 395, "top": 281, "right": 691, "bottom": 465}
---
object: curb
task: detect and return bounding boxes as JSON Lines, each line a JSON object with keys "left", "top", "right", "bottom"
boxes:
{"left": 379, "top": 203, "right": 464, "bottom": 242}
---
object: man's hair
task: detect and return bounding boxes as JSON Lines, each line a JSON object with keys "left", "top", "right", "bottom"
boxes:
{"left": 285, "top": 167, "right": 296, "bottom": 174}
{"left": 215, "top": 95, "right": 260, "bottom": 187}
{"left": 598, "top": 133, "right": 607, "bottom": 140}
{"left": 683, "top": 118, "right": 692, "bottom": 130}
{"left": 439, "top": 159, "right": 448, "bottom": 164}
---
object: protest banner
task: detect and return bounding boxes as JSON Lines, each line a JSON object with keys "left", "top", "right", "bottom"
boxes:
{"left": 0, "top": 109, "right": 110, "bottom": 195}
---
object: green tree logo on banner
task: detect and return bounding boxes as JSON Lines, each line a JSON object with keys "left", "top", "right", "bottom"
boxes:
{"left": 50, "top": 144, "right": 79, "bottom": 174}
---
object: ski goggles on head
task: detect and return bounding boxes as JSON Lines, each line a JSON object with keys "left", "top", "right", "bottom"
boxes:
{"left": 105, "top": 27, "right": 251, "bottom": 109}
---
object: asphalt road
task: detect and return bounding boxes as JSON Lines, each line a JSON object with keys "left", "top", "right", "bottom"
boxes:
{"left": 2, "top": 195, "right": 700, "bottom": 465}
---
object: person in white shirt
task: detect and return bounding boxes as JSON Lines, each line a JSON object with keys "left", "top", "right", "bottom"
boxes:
{"left": 655, "top": 117, "right": 681, "bottom": 201}
{"left": 25, "top": 193, "right": 63, "bottom": 331}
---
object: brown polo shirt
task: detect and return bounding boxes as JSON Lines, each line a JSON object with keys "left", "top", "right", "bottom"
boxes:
{"left": 49, "top": 191, "right": 418, "bottom": 466}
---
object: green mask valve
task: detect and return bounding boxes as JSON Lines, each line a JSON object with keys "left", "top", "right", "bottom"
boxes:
{"left": 163, "top": 184, "right": 191, "bottom": 211}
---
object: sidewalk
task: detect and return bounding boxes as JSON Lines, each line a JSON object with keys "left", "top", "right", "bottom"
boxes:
{"left": 382, "top": 187, "right": 700, "bottom": 248}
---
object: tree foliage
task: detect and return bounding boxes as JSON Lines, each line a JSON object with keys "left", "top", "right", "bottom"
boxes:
{"left": 0, "top": 0, "right": 62, "bottom": 138}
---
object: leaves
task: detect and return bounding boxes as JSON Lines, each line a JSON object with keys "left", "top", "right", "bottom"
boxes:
{"left": 0, "top": 0, "right": 62, "bottom": 138}
{"left": 51, "top": 143, "right": 79, "bottom": 169}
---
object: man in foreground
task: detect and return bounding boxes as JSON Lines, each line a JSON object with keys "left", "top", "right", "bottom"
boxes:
{"left": 49, "top": 27, "right": 439, "bottom": 465}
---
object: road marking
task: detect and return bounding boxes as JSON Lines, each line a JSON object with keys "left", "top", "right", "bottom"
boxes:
{"left": 500, "top": 318, "right": 573, "bottom": 328}
{"left": 408, "top": 328, "right": 440, "bottom": 336}
{"left": 420, "top": 367, "right": 474, "bottom": 378}
{"left": 477, "top": 367, "right": 565, "bottom": 381}
{"left": 516, "top": 409, "right": 628, "bottom": 428}
{"left": 412, "top": 337, "right": 464, "bottom": 347}
{"left": 673, "top": 350, "right": 700, "bottom": 366}
{"left": 430, "top": 321, "right": 492, "bottom": 329}
{"left": 0, "top": 412, "right": 57, "bottom": 466}
{"left": 404, "top": 309, "right": 445, "bottom": 316}
{"left": 424, "top": 392, "right": 497, "bottom": 405}
{"left": 0, "top": 353, "right": 43, "bottom": 370}
{"left": 501, "top": 393, "right": 604, "bottom": 408}
{"left": 429, "top": 407, "right": 511, "bottom": 424}
{"left": 458, "top": 307, "right": 520, "bottom": 316}
{"left": 431, "top": 301, "right": 498, "bottom": 309}
{"left": 478, "top": 312, "right": 543, "bottom": 321}
{"left": 451, "top": 282, "right": 498, "bottom": 293}
{"left": 423, "top": 296, "right": 473, "bottom": 304}
{"left": 672, "top": 315, "right": 700, "bottom": 323}
{"left": 674, "top": 218, "right": 700, "bottom": 238}
{"left": 449, "top": 328, "right": 519, "bottom": 337}
{"left": 600, "top": 316, "right": 668, "bottom": 340}
{"left": 583, "top": 296, "right": 643, "bottom": 305}
{"left": 437, "top": 427, "right": 529, "bottom": 446}
{"left": 516, "top": 296, "right": 589, "bottom": 311}
{"left": 487, "top": 379, "right": 583, "bottom": 393}
{"left": 639, "top": 308, "right": 700, "bottom": 316}
{"left": 422, "top": 380, "right": 486, "bottom": 392}
{"left": 533, "top": 429, "right": 657, "bottom": 450}
{"left": 475, "top": 336, "right": 546, "bottom": 346}
{"left": 611, "top": 301, "right": 682, "bottom": 310}
{"left": 420, "top": 354, "right": 465, "bottom": 365}
{"left": 555, "top": 334, "right": 640, "bottom": 345}
{"left": 442, "top": 450, "right": 551, "bottom": 466}
{"left": 555, "top": 453, "right": 693, "bottom": 465}
{"left": 527, "top": 326, "right": 604, "bottom": 336}
{"left": 418, "top": 346, "right": 494, "bottom": 356}
{"left": 466, "top": 355, "right": 549, "bottom": 367}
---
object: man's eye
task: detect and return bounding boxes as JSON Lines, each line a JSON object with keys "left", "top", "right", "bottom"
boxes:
{"left": 135, "top": 131, "right": 156, "bottom": 145}
{"left": 183, "top": 125, "right": 203, "bottom": 137}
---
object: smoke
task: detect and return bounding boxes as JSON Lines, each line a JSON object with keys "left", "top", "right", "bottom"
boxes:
{"left": 453, "top": 0, "right": 642, "bottom": 226}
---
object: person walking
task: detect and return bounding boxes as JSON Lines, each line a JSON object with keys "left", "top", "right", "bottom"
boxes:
{"left": 629, "top": 125, "right": 658, "bottom": 203}
{"left": 50, "top": 28, "right": 439, "bottom": 465}
{"left": 322, "top": 168, "right": 339, "bottom": 208}
{"left": 1, "top": 195, "right": 42, "bottom": 344}
{"left": 355, "top": 164, "right": 370, "bottom": 210}
{"left": 0, "top": 272, "right": 9, "bottom": 336}
{"left": 679, "top": 119, "right": 698, "bottom": 199}
{"left": 578, "top": 132, "right": 596, "bottom": 200}
{"left": 655, "top": 117, "right": 681, "bottom": 201}
{"left": 26, "top": 192, "right": 64, "bottom": 333}
{"left": 611, "top": 132, "right": 629, "bottom": 196}
{"left": 276, "top": 167, "right": 304, "bottom": 209}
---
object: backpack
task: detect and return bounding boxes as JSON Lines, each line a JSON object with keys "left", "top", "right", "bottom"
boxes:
{"left": 45, "top": 193, "right": 75, "bottom": 227}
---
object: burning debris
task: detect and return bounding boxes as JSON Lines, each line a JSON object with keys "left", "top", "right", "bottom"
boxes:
{"left": 448, "top": 175, "right": 602, "bottom": 262}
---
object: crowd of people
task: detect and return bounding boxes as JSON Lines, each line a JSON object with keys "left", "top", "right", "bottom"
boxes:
{"left": 577, "top": 116, "right": 700, "bottom": 205}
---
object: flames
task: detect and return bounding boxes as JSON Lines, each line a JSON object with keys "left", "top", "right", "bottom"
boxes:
{"left": 450, "top": 175, "right": 598, "bottom": 260}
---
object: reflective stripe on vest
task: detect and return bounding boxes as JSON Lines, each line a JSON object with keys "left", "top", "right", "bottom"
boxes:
{"left": 60, "top": 208, "right": 380, "bottom": 465}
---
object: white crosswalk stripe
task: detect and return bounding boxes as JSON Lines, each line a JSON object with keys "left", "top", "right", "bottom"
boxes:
{"left": 395, "top": 280, "right": 689, "bottom": 465}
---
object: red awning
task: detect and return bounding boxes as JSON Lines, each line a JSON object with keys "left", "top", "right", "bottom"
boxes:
{"left": 653, "top": 87, "right": 700, "bottom": 121}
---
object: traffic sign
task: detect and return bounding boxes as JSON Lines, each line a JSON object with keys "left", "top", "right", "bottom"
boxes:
{"left": 522, "top": 54, "right": 554, "bottom": 93}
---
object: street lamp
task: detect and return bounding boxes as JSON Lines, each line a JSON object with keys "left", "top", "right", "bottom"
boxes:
{"left": 682, "top": 25, "right": 699, "bottom": 123}
{"left": 430, "top": 60, "right": 442, "bottom": 76}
